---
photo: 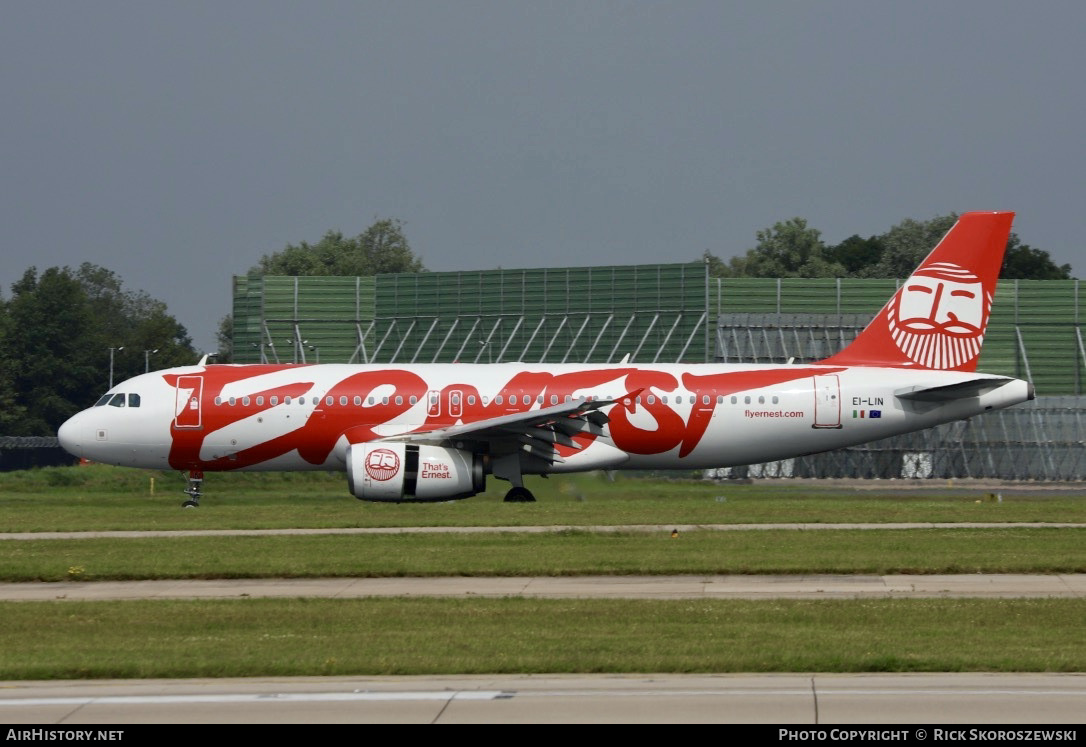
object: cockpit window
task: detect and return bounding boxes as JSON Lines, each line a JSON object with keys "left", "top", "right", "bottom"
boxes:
{"left": 128, "top": 393, "right": 141, "bottom": 408}
{"left": 94, "top": 394, "right": 113, "bottom": 407}
{"left": 108, "top": 393, "right": 126, "bottom": 408}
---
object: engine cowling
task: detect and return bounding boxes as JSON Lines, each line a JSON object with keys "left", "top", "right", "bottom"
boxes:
{"left": 346, "top": 442, "right": 486, "bottom": 502}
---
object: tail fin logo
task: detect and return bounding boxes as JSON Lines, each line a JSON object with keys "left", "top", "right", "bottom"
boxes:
{"left": 888, "top": 261, "right": 991, "bottom": 370}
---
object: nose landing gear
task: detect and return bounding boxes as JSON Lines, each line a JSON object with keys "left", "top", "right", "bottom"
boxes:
{"left": 182, "top": 470, "right": 203, "bottom": 508}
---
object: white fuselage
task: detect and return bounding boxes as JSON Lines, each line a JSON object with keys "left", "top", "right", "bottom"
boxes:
{"left": 57, "top": 361, "right": 1033, "bottom": 475}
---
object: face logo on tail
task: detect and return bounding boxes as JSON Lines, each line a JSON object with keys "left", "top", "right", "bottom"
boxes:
{"left": 888, "top": 261, "right": 991, "bottom": 369}
{"left": 364, "top": 448, "right": 401, "bottom": 481}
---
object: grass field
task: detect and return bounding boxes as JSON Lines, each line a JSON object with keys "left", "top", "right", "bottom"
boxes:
{"left": 4, "top": 463, "right": 1086, "bottom": 531}
{"left": 1, "top": 464, "right": 1084, "bottom": 679}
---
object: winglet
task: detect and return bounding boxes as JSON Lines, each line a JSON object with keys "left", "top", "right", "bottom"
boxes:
{"left": 819, "top": 211, "right": 1014, "bottom": 371}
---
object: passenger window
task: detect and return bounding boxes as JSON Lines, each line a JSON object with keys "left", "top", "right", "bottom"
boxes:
{"left": 339, "top": 396, "right": 347, "bottom": 406}
{"left": 109, "top": 393, "right": 126, "bottom": 407}
{"left": 242, "top": 396, "right": 250, "bottom": 406}
{"left": 298, "top": 397, "right": 305, "bottom": 405}
{"left": 228, "top": 397, "right": 236, "bottom": 406}
{"left": 256, "top": 396, "right": 264, "bottom": 406}
{"left": 353, "top": 396, "right": 361, "bottom": 406}
{"left": 496, "top": 395, "right": 503, "bottom": 405}
{"left": 128, "top": 393, "right": 141, "bottom": 408}
{"left": 716, "top": 395, "right": 723, "bottom": 405}
{"left": 285, "top": 396, "right": 292, "bottom": 405}
{"left": 744, "top": 396, "right": 751, "bottom": 404}
{"left": 731, "top": 396, "right": 737, "bottom": 404}
{"left": 410, "top": 396, "right": 418, "bottom": 405}
{"left": 758, "top": 396, "right": 765, "bottom": 404}
{"left": 270, "top": 396, "right": 279, "bottom": 406}
{"left": 772, "top": 396, "right": 779, "bottom": 404}
{"left": 647, "top": 395, "right": 655, "bottom": 404}
{"left": 395, "top": 396, "right": 403, "bottom": 405}
{"left": 703, "top": 395, "right": 710, "bottom": 405}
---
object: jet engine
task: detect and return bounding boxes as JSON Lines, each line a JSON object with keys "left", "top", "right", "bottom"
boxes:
{"left": 346, "top": 442, "right": 485, "bottom": 502}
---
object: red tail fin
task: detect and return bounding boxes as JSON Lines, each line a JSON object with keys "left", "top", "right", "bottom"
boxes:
{"left": 819, "top": 211, "right": 1014, "bottom": 371}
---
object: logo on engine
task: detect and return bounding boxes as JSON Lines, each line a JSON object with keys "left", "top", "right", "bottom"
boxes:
{"left": 364, "top": 448, "right": 401, "bottom": 481}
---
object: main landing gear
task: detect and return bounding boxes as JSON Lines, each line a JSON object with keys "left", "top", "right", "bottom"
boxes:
{"left": 503, "top": 486, "right": 536, "bottom": 503}
{"left": 182, "top": 470, "right": 203, "bottom": 508}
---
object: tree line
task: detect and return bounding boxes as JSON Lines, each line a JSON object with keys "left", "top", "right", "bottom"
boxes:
{"left": 703, "top": 213, "right": 1072, "bottom": 280}
{"left": 0, "top": 214, "right": 1073, "bottom": 442}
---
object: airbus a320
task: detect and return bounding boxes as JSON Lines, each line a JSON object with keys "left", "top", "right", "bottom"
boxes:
{"left": 57, "top": 211, "right": 1033, "bottom": 506}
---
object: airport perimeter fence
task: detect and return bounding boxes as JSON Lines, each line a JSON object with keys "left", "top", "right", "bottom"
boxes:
{"left": 705, "top": 396, "right": 1086, "bottom": 482}
{"left": 0, "top": 437, "right": 70, "bottom": 471}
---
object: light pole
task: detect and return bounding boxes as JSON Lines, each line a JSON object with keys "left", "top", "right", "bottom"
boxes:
{"left": 109, "top": 346, "right": 124, "bottom": 388}
{"left": 144, "top": 349, "right": 158, "bottom": 373}
{"left": 308, "top": 344, "right": 320, "bottom": 363}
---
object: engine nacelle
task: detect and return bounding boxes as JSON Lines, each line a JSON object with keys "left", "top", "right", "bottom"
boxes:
{"left": 346, "top": 442, "right": 486, "bottom": 502}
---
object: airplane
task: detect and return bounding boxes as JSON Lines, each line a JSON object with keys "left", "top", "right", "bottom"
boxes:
{"left": 57, "top": 211, "right": 1034, "bottom": 507}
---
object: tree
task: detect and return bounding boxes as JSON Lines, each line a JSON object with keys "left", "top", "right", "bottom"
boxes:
{"left": 0, "top": 299, "right": 28, "bottom": 434}
{"left": 824, "top": 234, "right": 885, "bottom": 276}
{"left": 713, "top": 218, "right": 845, "bottom": 278}
{"left": 0, "top": 264, "right": 197, "bottom": 436}
{"left": 856, "top": 214, "right": 959, "bottom": 278}
{"left": 706, "top": 213, "right": 1074, "bottom": 281}
{"left": 254, "top": 218, "right": 424, "bottom": 276}
{"left": 216, "top": 314, "right": 233, "bottom": 364}
{"left": 1001, "top": 235, "right": 1073, "bottom": 279}
{"left": 3, "top": 267, "right": 100, "bottom": 435}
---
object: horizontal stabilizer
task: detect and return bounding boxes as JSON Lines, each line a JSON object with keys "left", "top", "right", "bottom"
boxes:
{"left": 895, "top": 377, "right": 1012, "bottom": 402}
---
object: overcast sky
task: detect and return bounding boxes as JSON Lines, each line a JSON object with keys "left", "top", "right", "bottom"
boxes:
{"left": 3, "top": 1, "right": 1083, "bottom": 353}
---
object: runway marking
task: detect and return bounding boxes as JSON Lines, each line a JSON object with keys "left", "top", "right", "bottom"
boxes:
{"left": 0, "top": 691, "right": 510, "bottom": 706}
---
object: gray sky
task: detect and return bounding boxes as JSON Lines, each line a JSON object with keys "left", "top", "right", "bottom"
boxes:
{"left": 3, "top": 1, "right": 1083, "bottom": 353}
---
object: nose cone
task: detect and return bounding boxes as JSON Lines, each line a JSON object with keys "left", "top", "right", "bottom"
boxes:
{"left": 57, "top": 413, "right": 84, "bottom": 458}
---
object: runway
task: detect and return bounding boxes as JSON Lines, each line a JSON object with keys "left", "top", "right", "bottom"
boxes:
{"left": 3, "top": 673, "right": 1086, "bottom": 724}
{"left": 2, "top": 572, "right": 1086, "bottom": 601}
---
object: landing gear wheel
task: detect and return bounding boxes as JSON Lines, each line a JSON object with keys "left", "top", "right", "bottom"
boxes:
{"left": 181, "top": 470, "right": 204, "bottom": 508}
{"left": 503, "top": 486, "right": 536, "bottom": 503}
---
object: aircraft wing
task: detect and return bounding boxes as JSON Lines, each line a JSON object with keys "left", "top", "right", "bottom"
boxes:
{"left": 382, "top": 392, "right": 638, "bottom": 464}
{"left": 894, "top": 377, "right": 1015, "bottom": 402}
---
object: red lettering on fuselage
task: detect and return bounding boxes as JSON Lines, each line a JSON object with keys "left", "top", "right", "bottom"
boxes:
{"left": 161, "top": 364, "right": 844, "bottom": 471}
